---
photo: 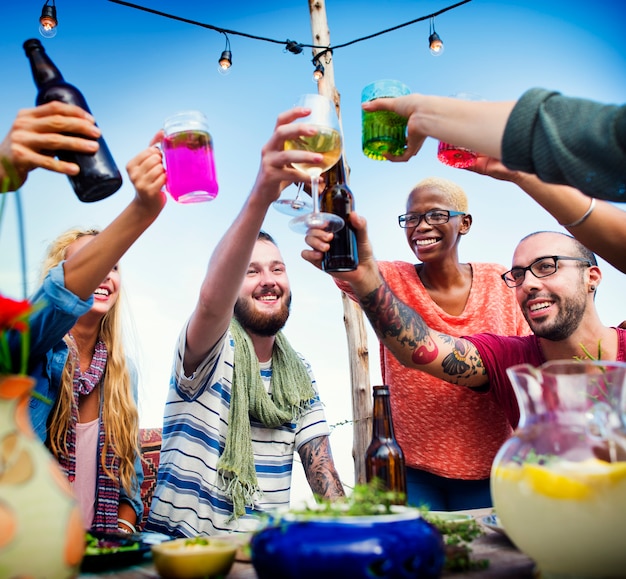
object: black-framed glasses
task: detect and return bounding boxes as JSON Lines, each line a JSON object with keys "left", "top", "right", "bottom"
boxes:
{"left": 501, "top": 255, "right": 592, "bottom": 288}
{"left": 398, "top": 209, "right": 466, "bottom": 228}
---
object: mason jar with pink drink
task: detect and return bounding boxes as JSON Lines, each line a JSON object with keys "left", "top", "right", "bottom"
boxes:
{"left": 162, "top": 110, "right": 218, "bottom": 203}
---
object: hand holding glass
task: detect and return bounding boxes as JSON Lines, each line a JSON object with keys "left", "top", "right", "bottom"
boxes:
{"left": 361, "top": 80, "right": 411, "bottom": 161}
{"left": 162, "top": 110, "right": 218, "bottom": 203}
{"left": 286, "top": 94, "right": 343, "bottom": 234}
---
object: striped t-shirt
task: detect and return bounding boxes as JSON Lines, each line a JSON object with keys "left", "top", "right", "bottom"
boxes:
{"left": 145, "top": 323, "right": 330, "bottom": 536}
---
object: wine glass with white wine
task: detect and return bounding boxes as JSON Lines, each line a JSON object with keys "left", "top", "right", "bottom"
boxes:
{"left": 285, "top": 94, "right": 344, "bottom": 233}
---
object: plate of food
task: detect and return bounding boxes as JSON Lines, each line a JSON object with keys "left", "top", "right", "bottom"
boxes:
{"left": 81, "top": 530, "right": 172, "bottom": 572}
{"left": 481, "top": 513, "right": 507, "bottom": 535}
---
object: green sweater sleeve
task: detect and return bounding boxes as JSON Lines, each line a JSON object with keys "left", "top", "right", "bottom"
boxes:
{"left": 502, "top": 87, "right": 626, "bottom": 202}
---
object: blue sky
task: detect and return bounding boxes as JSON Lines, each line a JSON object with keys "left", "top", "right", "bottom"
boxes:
{"left": 1, "top": 0, "right": 625, "bottom": 501}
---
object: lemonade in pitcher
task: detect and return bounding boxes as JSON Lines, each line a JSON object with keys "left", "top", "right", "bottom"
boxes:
{"left": 492, "top": 457, "right": 626, "bottom": 577}
{"left": 492, "top": 360, "right": 626, "bottom": 578}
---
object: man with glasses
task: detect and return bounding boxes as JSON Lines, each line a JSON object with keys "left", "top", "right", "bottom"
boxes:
{"left": 332, "top": 177, "right": 530, "bottom": 511}
{"left": 303, "top": 218, "right": 625, "bottom": 432}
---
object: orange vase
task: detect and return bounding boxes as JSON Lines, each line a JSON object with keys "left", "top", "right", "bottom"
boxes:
{"left": 0, "top": 375, "right": 85, "bottom": 577}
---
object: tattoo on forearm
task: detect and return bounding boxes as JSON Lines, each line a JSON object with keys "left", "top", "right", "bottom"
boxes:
{"left": 439, "top": 335, "right": 486, "bottom": 382}
{"left": 299, "top": 437, "right": 345, "bottom": 499}
{"left": 359, "top": 282, "right": 486, "bottom": 384}
{"left": 360, "top": 283, "right": 438, "bottom": 363}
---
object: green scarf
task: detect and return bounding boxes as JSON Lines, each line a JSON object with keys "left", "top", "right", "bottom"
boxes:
{"left": 217, "top": 318, "right": 315, "bottom": 520}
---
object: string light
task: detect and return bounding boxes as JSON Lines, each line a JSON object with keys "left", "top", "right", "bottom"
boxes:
{"left": 428, "top": 17, "right": 444, "bottom": 56}
{"left": 311, "top": 49, "right": 332, "bottom": 83}
{"left": 312, "top": 62, "right": 324, "bottom": 83}
{"left": 107, "top": 0, "right": 470, "bottom": 73}
{"left": 39, "top": 0, "right": 58, "bottom": 38}
{"left": 218, "top": 33, "right": 232, "bottom": 75}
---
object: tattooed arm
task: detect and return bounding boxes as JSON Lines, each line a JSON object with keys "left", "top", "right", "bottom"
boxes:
{"left": 299, "top": 435, "right": 345, "bottom": 500}
{"left": 302, "top": 212, "right": 490, "bottom": 389}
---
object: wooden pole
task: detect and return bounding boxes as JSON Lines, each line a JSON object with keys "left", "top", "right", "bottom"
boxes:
{"left": 308, "top": 0, "right": 372, "bottom": 485}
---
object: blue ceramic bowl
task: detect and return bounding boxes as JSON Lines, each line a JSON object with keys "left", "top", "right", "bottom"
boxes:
{"left": 251, "top": 506, "right": 445, "bottom": 579}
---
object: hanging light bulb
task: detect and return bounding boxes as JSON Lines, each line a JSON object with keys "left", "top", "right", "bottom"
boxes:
{"left": 312, "top": 62, "right": 324, "bottom": 83}
{"left": 428, "top": 17, "right": 444, "bottom": 56}
{"left": 312, "top": 50, "right": 330, "bottom": 83}
{"left": 218, "top": 50, "right": 232, "bottom": 74}
{"left": 39, "top": 0, "right": 58, "bottom": 38}
{"left": 429, "top": 32, "right": 444, "bottom": 56}
{"left": 217, "top": 33, "right": 232, "bottom": 75}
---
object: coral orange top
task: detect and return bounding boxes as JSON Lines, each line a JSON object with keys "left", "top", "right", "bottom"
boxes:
{"left": 337, "top": 261, "right": 531, "bottom": 479}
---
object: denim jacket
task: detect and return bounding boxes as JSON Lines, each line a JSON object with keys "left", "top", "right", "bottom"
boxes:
{"left": 24, "top": 262, "right": 144, "bottom": 521}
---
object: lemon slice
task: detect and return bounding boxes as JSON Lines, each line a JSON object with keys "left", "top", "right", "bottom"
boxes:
{"left": 522, "top": 463, "right": 591, "bottom": 500}
{"left": 525, "top": 459, "right": 626, "bottom": 500}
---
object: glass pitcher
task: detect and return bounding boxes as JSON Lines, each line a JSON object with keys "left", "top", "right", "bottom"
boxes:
{"left": 491, "top": 360, "right": 626, "bottom": 578}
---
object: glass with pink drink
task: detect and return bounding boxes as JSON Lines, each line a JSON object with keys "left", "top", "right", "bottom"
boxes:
{"left": 436, "top": 141, "right": 477, "bottom": 168}
{"left": 436, "top": 92, "right": 480, "bottom": 169}
{"left": 162, "top": 110, "right": 218, "bottom": 203}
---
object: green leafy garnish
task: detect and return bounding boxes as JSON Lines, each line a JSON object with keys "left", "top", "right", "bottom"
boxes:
{"left": 290, "top": 478, "right": 406, "bottom": 518}
{"left": 184, "top": 537, "right": 210, "bottom": 546}
{"left": 422, "top": 509, "right": 488, "bottom": 572}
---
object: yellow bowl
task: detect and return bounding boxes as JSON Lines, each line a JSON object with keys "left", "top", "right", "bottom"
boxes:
{"left": 151, "top": 537, "right": 237, "bottom": 579}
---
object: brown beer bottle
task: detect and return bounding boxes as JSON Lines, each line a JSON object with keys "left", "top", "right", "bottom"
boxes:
{"left": 365, "top": 385, "right": 407, "bottom": 504}
{"left": 320, "top": 156, "right": 358, "bottom": 272}
{"left": 23, "top": 38, "right": 123, "bottom": 202}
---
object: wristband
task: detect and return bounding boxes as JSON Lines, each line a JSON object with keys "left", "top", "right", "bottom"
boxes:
{"left": 117, "top": 517, "right": 137, "bottom": 534}
{"left": 560, "top": 198, "right": 596, "bottom": 228}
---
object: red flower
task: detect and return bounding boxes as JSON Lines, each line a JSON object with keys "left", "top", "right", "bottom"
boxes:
{"left": 1, "top": 294, "right": 36, "bottom": 376}
{"left": 0, "top": 296, "right": 33, "bottom": 330}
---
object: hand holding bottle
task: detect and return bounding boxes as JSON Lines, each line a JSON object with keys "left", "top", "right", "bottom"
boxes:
{"left": 0, "top": 102, "right": 100, "bottom": 192}
{"left": 303, "top": 210, "right": 375, "bottom": 282}
{"left": 23, "top": 38, "right": 123, "bottom": 202}
{"left": 319, "top": 157, "right": 358, "bottom": 272}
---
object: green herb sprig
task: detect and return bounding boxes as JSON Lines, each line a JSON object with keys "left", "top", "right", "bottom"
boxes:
{"left": 422, "top": 509, "right": 488, "bottom": 573}
{"left": 292, "top": 478, "right": 405, "bottom": 518}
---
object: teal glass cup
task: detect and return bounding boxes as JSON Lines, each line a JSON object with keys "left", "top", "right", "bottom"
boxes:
{"left": 361, "top": 80, "right": 411, "bottom": 161}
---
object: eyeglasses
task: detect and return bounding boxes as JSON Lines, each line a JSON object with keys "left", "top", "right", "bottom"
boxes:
{"left": 501, "top": 255, "right": 592, "bottom": 288}
{"left": 398, "top": 209, "right": 466, "bottom": 228}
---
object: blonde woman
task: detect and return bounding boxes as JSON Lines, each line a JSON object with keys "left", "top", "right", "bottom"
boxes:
{"left": 26, "top": 137, "right": 166, "bottom": 532}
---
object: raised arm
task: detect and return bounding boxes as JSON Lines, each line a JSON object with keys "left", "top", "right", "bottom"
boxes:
{"left": 183, "top": 107, "right": 321, "bottom": 372}
{"left": 298, "top": 435, "right": 345, "bottom": 500}
{"left": 302, "top": 214, "right": 489, "bottom": 389}
{"left": 467, "top": 155, "right": 626, "bottom": 274}
{"left": 62, "top": 134, "right": 166, "bottom": 299}
{"left": 363, "top": 88, "right": 626, "bottom": 201}
{"left": 0, "top": 102, "right": 102, "bottom": 191}
{"left": 361, "top": 94, "right": 514, "bottom": 162}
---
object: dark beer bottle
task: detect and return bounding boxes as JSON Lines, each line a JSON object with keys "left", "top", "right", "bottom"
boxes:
{"left": 365, "top": 385, "right": 407, "bottom": 504}
{"left": 320, "top": 156, "right": 358, "bottom": 272}
{"left": 23, "top": 38, "right": 122, "bottom": 202}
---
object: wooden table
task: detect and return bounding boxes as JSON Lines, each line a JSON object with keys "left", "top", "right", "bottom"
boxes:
{"left": 81, "top": 509, "right": 536, "bottom": 578}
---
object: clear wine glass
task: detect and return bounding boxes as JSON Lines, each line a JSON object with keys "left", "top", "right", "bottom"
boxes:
{"left": 273, "top": 183, "right": 313, "bottom": 216}
{"left": 286, "top": 94, "right": 344, "bottom": 233}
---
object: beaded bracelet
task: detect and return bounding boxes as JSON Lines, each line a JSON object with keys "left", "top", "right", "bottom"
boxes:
{"left": 560, "top": 198, "right": 596, "bottom": 228}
